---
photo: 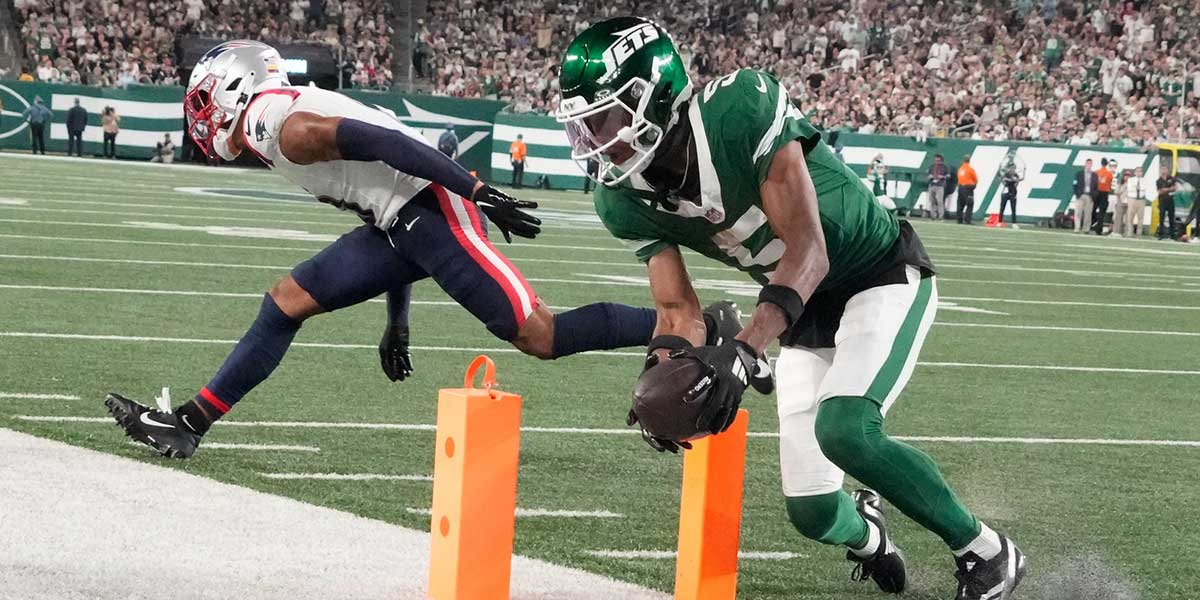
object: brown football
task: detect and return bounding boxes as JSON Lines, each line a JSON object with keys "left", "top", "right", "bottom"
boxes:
{"left": 631, "top": 357, "right": 714, "bottom": 442}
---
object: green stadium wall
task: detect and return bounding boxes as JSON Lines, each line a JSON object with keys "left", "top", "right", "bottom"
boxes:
{"left": 488, "top": 113, "right": 1184, "bottom": 222}
{"left": 0, "top": 81, "right": 504, "bottom": 175}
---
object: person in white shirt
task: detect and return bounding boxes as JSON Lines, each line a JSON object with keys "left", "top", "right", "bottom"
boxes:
{"left": 1123, "top": 166, "right": 1149, "bottom": 236}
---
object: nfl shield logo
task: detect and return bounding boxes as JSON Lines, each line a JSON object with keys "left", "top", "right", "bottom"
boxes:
{"left": 705, "top": 208, "right": 724, "bottom": 223}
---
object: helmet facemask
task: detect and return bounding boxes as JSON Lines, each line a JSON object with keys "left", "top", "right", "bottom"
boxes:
{"left": 557, "top": 76, "right": 664, "bottom": 186}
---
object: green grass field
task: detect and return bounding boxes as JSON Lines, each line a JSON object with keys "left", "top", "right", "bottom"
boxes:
{"left": 2, "top": 153, "right": 1199, "bottom": 599}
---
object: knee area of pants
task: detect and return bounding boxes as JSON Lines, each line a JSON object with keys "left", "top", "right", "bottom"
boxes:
{"left": 784, "top": 495, "right": 842, "bottom": 543}
{"left": 814, "top": 400, "right": 874, "bottom": 464}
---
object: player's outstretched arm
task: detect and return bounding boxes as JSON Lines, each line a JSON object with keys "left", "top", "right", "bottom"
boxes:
{"left": 378, "top": 285, "right": 414, "bottom": 382}
{"left": 738, "top": 141, "right": 830, "bottom": 355}
{"left": 644, "top": 246, "right": 707, "bottom": 363}
{"left": 277, "top": 111, "right": 541, "bottom": 241}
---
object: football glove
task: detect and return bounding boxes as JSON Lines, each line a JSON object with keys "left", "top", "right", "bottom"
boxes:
{"left": 627, "top": 409, "right": 693, "bottom": 454}
{"left": 378, "top": 324, "right": 414, "bottom": 382}
{"left": 670, "top": 340, "right": 758, "bottom": 436}
{"left": 471, "top": 185, "right": 541, "bottom": 243}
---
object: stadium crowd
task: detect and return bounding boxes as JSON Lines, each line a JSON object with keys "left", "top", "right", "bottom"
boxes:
{"left": 12, "top": 0, "right": 393, "bottom": 89}
{"left": 417, "top": 0, "right": 1200, "bottom": 147}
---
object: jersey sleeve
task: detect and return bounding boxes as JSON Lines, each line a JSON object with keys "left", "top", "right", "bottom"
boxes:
{"left": 593, "top": 185, "right": 675, "bottom": 263}
{"left": 704, "top": 70, "right": 821, "bottom": 187}
{"left": 241, "top": 90, "right": 299, "bottom": 163}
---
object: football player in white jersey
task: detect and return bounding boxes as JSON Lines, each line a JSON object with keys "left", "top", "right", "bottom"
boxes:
{"left": 104, "top": 40, "right": 695, "bottom": 458}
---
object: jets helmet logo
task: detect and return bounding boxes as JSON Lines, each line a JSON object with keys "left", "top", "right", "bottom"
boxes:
{"left": 599, "top": 23, "right": 659, "bottom": 81}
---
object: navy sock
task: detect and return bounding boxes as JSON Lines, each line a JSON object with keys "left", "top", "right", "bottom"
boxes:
{"left": 176, "top": 294, "right": 301, "bottom": 434}
{"left": 550, "top": 302, "right": 656, "bottom": 358}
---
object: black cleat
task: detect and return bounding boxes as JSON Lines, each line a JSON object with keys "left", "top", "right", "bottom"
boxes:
{"left": 846, "top": 489, "right": 907, "bottom": 594}
{"left": 954, "top": 534, "right": 1027, "bottom": 600}
{"left": 105, "top": 392, "right": 200, "bottom": 459}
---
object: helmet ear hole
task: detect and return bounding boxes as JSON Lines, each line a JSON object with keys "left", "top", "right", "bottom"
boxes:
{"left": 225, "top": 77, "right": 243, "bottom": 91}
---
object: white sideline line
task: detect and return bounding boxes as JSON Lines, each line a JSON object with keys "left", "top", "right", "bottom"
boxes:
{"left": 935, "top": 322, "right": 1200, "bottom": 337}
{"left": 6, "top": 283, "right": 1200, "bottom": 338}
{"left": 9, "top": 332, "right": 1200, "bottom": 370}
{"left": 585, "top": 550, "right": 805, "bottom": 560}
{"left": 126, "top": 440, "right": 319, "bottom": 452}
{"left": 942, "top": 295, "right": 1200, "bottom": 311}
{"left": 20, "top": 416, "right": 1200, "bottom": 447}
{"left": 0, "top": 253, "right": 289, "bottom": 271}
{"left": 261, "top": 472, "right": 432, "bottom": 481}
{"left": 940, "top": 277, "right": 1200, "bottom": 294}
{"left": 920, "top": 361, "right": 1200, "bottom": 375}
{"left": 0, "top": 392, "right": 79, "bottom": 400}
{"left": 0, "top": 233, "right": 323, "bottom": 253}
{"left": 405, "top": 507, "right": 624, "bottom": 518}
{"left": 0, "top": 332, "right": 643, "bottom": 356}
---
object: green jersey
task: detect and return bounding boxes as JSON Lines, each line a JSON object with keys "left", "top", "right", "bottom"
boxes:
{"left": 595, "top": 69, "right": 900, "bottom": 293}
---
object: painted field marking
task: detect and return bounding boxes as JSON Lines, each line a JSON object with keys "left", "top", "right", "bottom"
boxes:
{"left": 20, "top": 416, "right": 1200, "bottom": 447}
{"left": 261, "top": 472, "right": 433, "bottom": 482}
{"left": 0, "top": 233, "right": 324, "bottom": 253}
{"left": 940, "top": 277, "right": 1200, "bottom": 295}
{"left": 936, "top": 322, "right": 1200, "bottom": 337}
{"left": 941, "top": 295, "right": 1200, "bottom": 311}
{"left": 8, "top": 332, "right": 1200, "bottom": 370}
{"left": 584, "top": 550, "right": 805, "bottom": 560}
{"left": 406, "top": 507, "right": 624, "bottom": 518}
{"left": 126, "top": 440, "right": 320, "bottom": 452}
{"left": 0, "top": 392, "right": 79, "bottom": 400}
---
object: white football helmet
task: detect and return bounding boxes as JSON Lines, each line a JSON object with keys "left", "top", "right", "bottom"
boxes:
{"left": 185, "top": 40, "right": 289, "bottom": 160}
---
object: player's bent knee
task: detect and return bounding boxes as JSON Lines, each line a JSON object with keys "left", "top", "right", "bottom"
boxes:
{"left": 268, "top": 276, "right": 325, "bottom": 322}
{"left": 511, "top": 304, "right": 555, "bottom": 360}
{"left": 814, "top": 396, "right": 878, "bottom": 468}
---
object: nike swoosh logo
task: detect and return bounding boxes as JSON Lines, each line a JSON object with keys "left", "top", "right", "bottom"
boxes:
{"left": 755, "top": 74, "right": 768, "bottom": 93}
{"left": 405, "top": 217, "right": 420, "bottom": 231}
{"left": 140, "top": 411, "right": 175, "bottom": 429}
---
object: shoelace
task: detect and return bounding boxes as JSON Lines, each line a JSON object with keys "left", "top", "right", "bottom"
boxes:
{"left": 851, "top": 561, "right": 873, "bottom": 582}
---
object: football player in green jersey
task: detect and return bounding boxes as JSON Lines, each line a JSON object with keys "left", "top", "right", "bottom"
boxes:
{"left": 557, "top": 18, "right": 1026, "bottom": 600}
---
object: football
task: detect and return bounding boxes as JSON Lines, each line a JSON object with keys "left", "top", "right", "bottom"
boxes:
{"left": 631, "top": 356, "right": 714, "bottom": 442}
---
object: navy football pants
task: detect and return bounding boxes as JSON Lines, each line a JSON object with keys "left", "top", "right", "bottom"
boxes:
{"left": 292, "top": 184, "right": 536, "bottom": 341}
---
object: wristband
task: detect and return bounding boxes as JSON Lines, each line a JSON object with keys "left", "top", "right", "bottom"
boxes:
{"left": 647, "top": 334, "right": 694, "bottom": 355}
{"left": 757, "top": 284, "right": 805, "bottom": 329}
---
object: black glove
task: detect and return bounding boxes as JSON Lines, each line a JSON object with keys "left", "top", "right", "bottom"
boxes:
{"left": 670, "top": 340, "right": 758, "bottom": 436}
{"left": 378, "top": 325, "right": 414, "bottom": 382}
{"left": 627, "top": 409, "right": 692, "bottom": 454}
{"left": 471, "top": 185, "right": 541, "bottom": 243}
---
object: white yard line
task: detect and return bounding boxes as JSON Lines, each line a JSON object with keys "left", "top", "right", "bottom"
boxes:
{"left": 0, "top": 233, "right": 322, "bottom": 253}
{"left": 19, "top": 416, "right": 1200, "bottom": 447}
{"left": 261, "top": 472, "right": 432, "bottom": 481}
{"left": 126, "top": 440, "right": 320, "bottom": 452}
{"left": 7, "top": 331, "right": 1200, "bottom": 368}
{"left": 942, "top": 295, "right": 1200, "bottom": 311}
{"left": 405, "top": 507, "right": 624, "bottom": 519}
{"left": 584, "top": 550, "right": 805, "bottom": 560}
{"left": 940, "top": 277, "right": 1200, "bottom": 294}
{"left": 936, "top": 322, "right": 1200, "bottom": 337}
{"left": 0, "top": 392, "right": 79, "bottom": 400}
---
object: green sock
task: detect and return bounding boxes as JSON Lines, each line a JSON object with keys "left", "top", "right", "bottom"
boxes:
{"left": 815, "top": 396, "right": 981, "bottom": 550}
{"left": 784, "top": 490, "right": 869, "bottom": 547}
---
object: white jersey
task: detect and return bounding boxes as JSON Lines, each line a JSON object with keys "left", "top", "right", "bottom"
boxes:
{"left": 242, "top": 85, "right": 431, "bottom": 230}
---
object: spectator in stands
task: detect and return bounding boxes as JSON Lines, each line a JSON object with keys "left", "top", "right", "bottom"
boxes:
{"left": 1123, "top": 166, "right": 1148, "bottom": 237}
{"left": 1156, "top": 164, "right": 1179, "bottom": 240}
{"left": 437, "top": 124, "right": 459, "bottom": 159}
{"left": 66, "top": 99, "right": 87, "bottom": 157}
{"left": 510, "top": 133, "right": 527, "bottom": 189}
{"left": 18, "top": 67, "right": 33, "bottom": 82}
{"left": 1073, "top": 159, "right": 1098, "bottom": 233}
{"left": 957, "top": 155, "right": 978, "bottom": 224}
{"left": 21, "top": 96, "right": 51, "bottom": 155}
{"left": 101, "top": 106, "right": 120, "bottom": 159}
{"left": 150, "top": 133, "right": 175, "bottom": 163}
{"left": 1093, "top": 158, "right": 1114, "bottom": 234}
{"left": 926, "top": 154, "right": 949, "bottom": 220}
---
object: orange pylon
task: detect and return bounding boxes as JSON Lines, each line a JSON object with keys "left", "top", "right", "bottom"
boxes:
{"left": 674, "top": 409, "right": 750, "bottom": 600}
{"left": 427, "top": 356, "right": 522, "bottom": 600}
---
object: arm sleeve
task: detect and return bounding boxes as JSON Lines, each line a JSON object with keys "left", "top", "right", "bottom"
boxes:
{"left": 386, "top": 284, "right": 412, "bottom": 328}
{"left": 336, "top": 118, "right": 478, "bottom": 200}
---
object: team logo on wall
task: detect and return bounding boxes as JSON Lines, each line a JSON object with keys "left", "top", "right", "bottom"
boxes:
{"left": 0, "top": 84, "right": 31, "bottom": 140}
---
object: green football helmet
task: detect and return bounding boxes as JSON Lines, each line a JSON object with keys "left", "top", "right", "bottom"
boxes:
{"left": 556, "top": 17, "right": 692, "bottom": 186}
